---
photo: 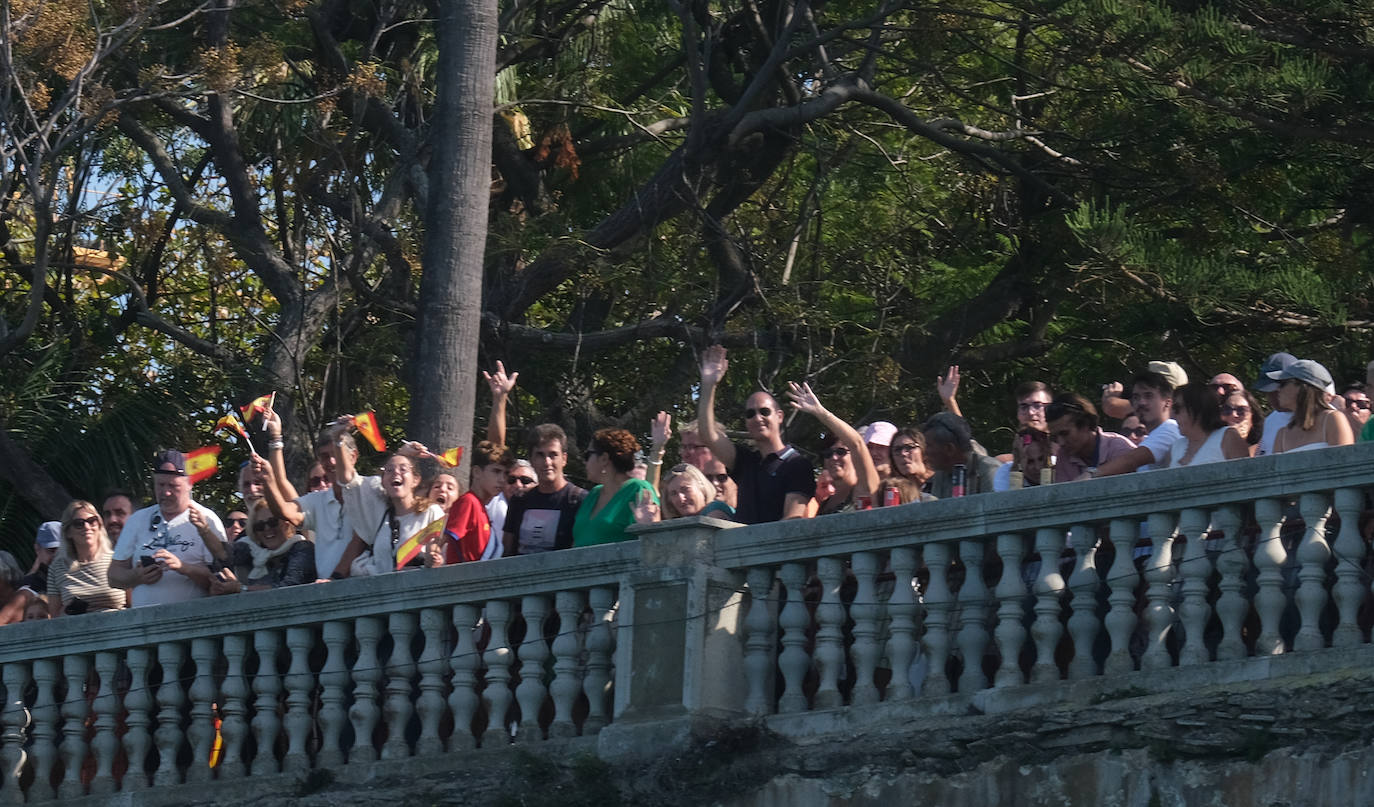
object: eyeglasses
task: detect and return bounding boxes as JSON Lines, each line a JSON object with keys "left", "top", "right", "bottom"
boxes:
{"left": 890, "top": 442, "right": 920, "bottom": 455}
{"left": 824, "top": 447, "right": 851, "bottom": 460}
{"left": 744, "top": 406, "right": 774, "bottom": 419}
{"left": 1347, "top": 400, "right": 1371, "bottom": 411}
{"left": 253, "top": 517, "right": 281, "bottom": 532}
{"left": 507, "top": 476, "right": 537, "bottom": 486}
{"left": 1018, "top": 401, "right": 1048, "bottom": 412}
{"left": 67, "top": 516, "right": 101, "bottom": 529}
{"left": 227, "top": 517, "right": 248, "bottom": 527}
{"left": 1220, "top": 405, "right": 1250, "bottom": 416}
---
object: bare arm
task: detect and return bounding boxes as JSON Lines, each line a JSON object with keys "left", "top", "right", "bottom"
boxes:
{"left": 1094, "top": 445, "right": 1155, "bottom": 477}
{"left": 698, "top": 345, "right": 737, "bottom": 469}
{"left": 483, "top": 361, "right": 518, "bottom": 447}
{"left": 1222, "top": 428, "right": 1251, "bottom": 460}
{"left": 108, "top": 557, "right": 163, "bottom": 590}
{"left": 262, "top": 409, "right": 301, "bottom": 503}
{"left": 187, "top": 505, "right": 228, "bottom": 563}
{"left": 646, "top": 411, "right": 670, "bottom": 489}
{"left": 331, "top": 419, "right": 358, "bottom": 485}
{"left": 252, "top": 454, "right": 307, "bottom": 528}
{"left": 787, "top": 381, "right": 880, "bottom": 498}
{"left": 1100, "top": 382, "right": 1132, "bottom": 420}
{"left": 781, "top": 493, "right": 811, "bottom": 520}
{"left": 937, "top": 366, "right": 963, "bottom": 418}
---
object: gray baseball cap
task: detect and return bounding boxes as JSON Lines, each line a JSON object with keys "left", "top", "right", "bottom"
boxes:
{"left": 1253, "top": 352, "right": 1296, "bottom": 392}
{"left": 1266, "top": 358, "right": 1336, "bottom": 396}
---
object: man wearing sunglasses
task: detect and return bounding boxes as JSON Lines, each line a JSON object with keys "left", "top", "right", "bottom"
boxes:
{"left": 1338, "top": 382, "right": 1370, "bottom": 436}
{"left": 109, "top": 449, "right": 224, "bottom": 606}
{"left": 698, "top": 345, "right": 814, "bottom": 523}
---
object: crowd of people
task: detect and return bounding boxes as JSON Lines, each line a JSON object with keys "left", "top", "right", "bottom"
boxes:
{"left": 3, "top": 348, "right": 1370, "bottom": 625}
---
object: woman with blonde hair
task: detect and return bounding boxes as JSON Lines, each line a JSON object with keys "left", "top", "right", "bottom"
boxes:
{"left": 634, "top": 462, "right": 729, "bottom": 523}
{"left": 213, "top": 500, "right": 316, "bottom": 593}
{"left": 48, "top": 500, "right": 125, "bottom": 616}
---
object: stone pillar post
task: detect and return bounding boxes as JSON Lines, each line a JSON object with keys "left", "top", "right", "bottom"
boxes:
{"left": 599, "top": 516, "right": 743, "bottom": 760}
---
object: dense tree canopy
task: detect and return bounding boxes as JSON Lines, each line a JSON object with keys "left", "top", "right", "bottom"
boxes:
{"left": 1, "top": 0, "right": 1371, "bottom": 553}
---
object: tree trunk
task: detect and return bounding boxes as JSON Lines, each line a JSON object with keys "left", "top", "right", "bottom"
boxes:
{"left": 410, "top": 0, "right": 498, "bottom": 478}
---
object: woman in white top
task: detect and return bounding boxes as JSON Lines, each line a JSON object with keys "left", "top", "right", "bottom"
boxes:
{"left": 48, "top": 500, "right": 126, "bottom": 615}
{"left": 328, "top": 420, "right": 447, "bottom": 576}
{"left": 1166, "top": 383, "right": 1249, "bottom": 467}
{"left": 1268, "top": 359, "right": 1354, "bottom": 453}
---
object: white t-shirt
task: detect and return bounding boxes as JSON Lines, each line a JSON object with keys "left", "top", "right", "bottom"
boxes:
{"left": 1138, "top": 419, "right": 1181, "bottom": 472}
{"left": 297, "top": 488, "right": 354, "bottom": 579}
{"left": 340, "top": 474, "right": 446, "bottom": 575}
{"left": 112, "top": 502, "right": 224, "bottom": 607}
{"left": 1257, "top": 410, "right": 1292, "bottom": 457}
{"left": 485, "top": 492, "right": 508, "bottom": 554}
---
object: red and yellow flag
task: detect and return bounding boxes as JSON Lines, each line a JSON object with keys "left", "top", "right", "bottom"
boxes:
{"left": 240, "top": 393, "right": 274, "bottom": 421}
{"left": 186, "top": 446, "right": 221, "bottom": 484}
{"left": 437, "top": 446, "right": 463, "bottom": 468}
{"left": 215, "top": 412, "right": 249, "bottom": 441}
{"left": 396, "top": 516, "right": 445, "bottom": 570}
{"left": 353, "top": 411, "right": 386, "bottom": 452}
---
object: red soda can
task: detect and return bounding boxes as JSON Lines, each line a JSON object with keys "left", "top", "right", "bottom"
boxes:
{"left": 883, "top": 486, "right": 900, "bottom": 507}
{"left": 857, "top": 494, "right": 873, "bottom": 510}
{"left": 951, "top": 463, "right": 966, "bottom": 498}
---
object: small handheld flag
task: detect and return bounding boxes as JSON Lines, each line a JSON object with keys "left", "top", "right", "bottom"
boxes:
{"left": 240, "top": 393, "right": 274, "bottom": 421}
{"left": 353, "top": 411, "right": 386, "bottom": 452}
{"left": 215, "top": 412, "right": 258, "bottom": 455}
{"left": 396, "top": 516, "right": 445, "bottom": 569}
{"left": 186, "top": 446, "right": 221, "bottom": 484}
{"left": 437, "top": 446, "right": 463, "bottom": 468}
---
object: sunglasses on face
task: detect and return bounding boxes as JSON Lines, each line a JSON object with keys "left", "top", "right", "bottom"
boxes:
{"left": 228, "top": 517, "right": 248, "bottom": 527}
{"left": 1220, "top": 405, "right": 1250, "bottom": 416}
{"left": 308, "top": 475, "right": 328, "bottom": 487}
{"left": 1347, "top": 400, "right": 1372, "bottom": 411}
{"left": 67, "top": 516, "right": 101, "bottom": 529}
{"left": 1126, "top": 426, "right": 1148, "bottom": 437}
{"left": 824, "top": 447, "right": 851, "bottom": 460}
{"left": 705, "top": 473, "right": 730, "bottom": 484}
{"left": 744, "top": 406, "right": 774, "bottom": 419}
{"left": 507, "top": 476, "right": 537, "bottom": 486}
{"left": 253, "top": 517, "right": 281, "bottom": 532}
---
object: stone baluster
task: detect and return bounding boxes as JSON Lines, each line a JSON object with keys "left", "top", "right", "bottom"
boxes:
{"left": 316, "top": 623, "right": 350, "bottom": 767}
{"left": 0, "top": 662, "right": 30, "bottom": 804}
{"left": 90, "top": 652, "right": 120, "bottom": 793}
{"left": 956, "top": 540, "right": 991, "bottom": 692}
{"left": 1210, "top": 505, "right": 1248, "bottom": 661}
{"left": 813, "top": 557, "right": 846, "bottom": 708}
{"left": 122, "top": 648, "right": 153, "bottom": 791}
{"left": 283, "top": 627, "right": 315, "bottom": 771}
{"left": 582, "top": 587, "right": 616, "bottom": 733}
{"left": 1142, "top": 513, "right": 1178, "bottom": 670}
{"left": 1332, "top": 488, "right": 1368, "bottom": 647}
{"left": 849, "top": 553, "right": 881, "bottom": 705}
{"left": 1176, "top": 508, "right": 1212, "bottom": 666}
{"left": 742, "top": 567, "right": 777, "bottom": 713}
{"left": 516, "top": 595, "right": 550, "bottom": 742}
{"left": 776, "top": 562, "right": 811, "bottom": 712}
{"left": 58, "top": 655, "right": 89, "bottom": 798}
{"left": 250, "top": 630, "right": 282, "bottom": 776}
{"left": 921, "top": 542, "right": 954, "bottom": 694}
{"left": 1294, "top": 492, "right": 1332, "bottom": 651}
{"left": 416, "top": 609, "right": 450, "bottom": 756}
{"left": 154, "top": 641, "right": 187, "bottom": 785}
{"left": 548, "top": 592, "right": 585, "bottom": 737}
{"left": 349, "top": 616, "right": 383, "bottom": 763}
{"left": 382, "top": 611, "right": 418, "bottom": 760}
{"left": 449, "top": 604, "right": 482, "bottom": 749}
{"left": 186, "top": 638, "right": 218, "bottom": 782}
{"left": 993, "top": 534, "right": 1028, "bottom": 687}
{"left": 1252, "top": 498, "right": 1289, "bottom": 655}
{"left": 884, "top": 548, "right": 919, "bottom": 701}
{"left": 482, "top": 600, "right": 515, "bottom": 746}
{"left": 1103, "top": 520, "right": 1139, "bottom": 674}
{"left": 218, "top": 636, "right": 249, "bottom": 777}
{"left": 1066, "top": 524, "right": 1100, "bottom": 679}
{"left": 29, "top": 659, "right": 58, "bottom": 801}
{"left": 1030, "top": 528, "right": 1066, "bottom": 683}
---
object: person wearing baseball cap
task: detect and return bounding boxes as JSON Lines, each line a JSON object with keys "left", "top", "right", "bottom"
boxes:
{"left": 860, "top": 421, "right": 898, "bottom": 478}
{"left": 1268, "top": 359, "right": 1353, "bottom": 454}
{"left": 108, "top": 449, "right": 227, "bottom": 607}
{"left": 1096, "top": 365, "right": 1183, "bottom": 476}
{"left": 1252, "top": 352, "right": 1297, "bottom": 456}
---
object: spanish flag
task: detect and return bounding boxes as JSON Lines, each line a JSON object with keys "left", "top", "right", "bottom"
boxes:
{"left": 240, "top": 393, "right": 273, "bottom": 420}
{"left": 396, "top": 516, "right": 445, "bottom": 570}
{"left": 186, "top": 446, "right": 221, "bottom": 484}
{"left": 215, "top": 412, "right": 249, "bottom": 440}
{"left": 437, "top": 446, "right": 463, "bottom": 468}
{"left": 353, "top": 411, "right": 386, "bottom": 452}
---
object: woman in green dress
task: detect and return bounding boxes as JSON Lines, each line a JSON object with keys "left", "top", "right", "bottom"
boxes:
{"left": 573, "top": 428, "right": 659, "bottom": 547}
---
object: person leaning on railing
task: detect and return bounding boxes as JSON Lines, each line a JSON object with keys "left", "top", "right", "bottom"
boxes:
{"left": 1163, "top": 382, "right": 1251, "bottom": 468}
{"left": 47, "top": 500, "right": 126, "bottom": 616}
{"left": 573, "top": 428, "right": 658, "bottom": 546}
{"left": 210, "top": 499, "right": 316, "bottom": 594}
{"left": 1268, "top": 360, "right": 1355, "bottom": 454}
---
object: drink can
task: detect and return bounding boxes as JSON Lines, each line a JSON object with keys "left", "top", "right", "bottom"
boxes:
{"left": 857, "top": 494, "right": 873, "bottom": 510}
{"left": 951, "top": 464, "right": 966, "bottom": 498}
{"left": 883, "top": 486, "right": 900, "bottom": 507}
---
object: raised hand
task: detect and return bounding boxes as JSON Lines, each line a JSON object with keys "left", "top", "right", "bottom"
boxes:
{"left": 786, "top": 381, "right": 825, "bottom": 416}
{"left": 632, "top": 487, "right": 660, "bottom": 524}
{"left": 1101, "top": 381, "right": 1124, "bottom": 405}
{"left": 937, "top": 365, "right": 960, "bottom": 403}
{"left": 700, "top": 345, "right": 728, "bottom": 387}
{"left": 397, "top": 440, "right": 429, "bottom": 458}
{"left": 650, "top": 411, "right": 672, "bottom": 448}
{"left": 249, "top": 454, "right": 273, "bottom": 481}
{"left": 483, "top": 360, "right": 519, "bottom": 398}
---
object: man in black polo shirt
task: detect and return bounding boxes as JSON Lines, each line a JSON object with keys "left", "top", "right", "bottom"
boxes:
{"left": 698, "top": 345, "right": 814, "bottom": 523}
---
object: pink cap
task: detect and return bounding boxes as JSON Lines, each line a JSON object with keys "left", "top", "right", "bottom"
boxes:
{"left": 860, "top": 421, "right": 898, "bottom": 446}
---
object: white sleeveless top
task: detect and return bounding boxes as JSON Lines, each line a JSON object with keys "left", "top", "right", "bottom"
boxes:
{"left": 1166, "top": 427, "right": 1231, "bottom": 468}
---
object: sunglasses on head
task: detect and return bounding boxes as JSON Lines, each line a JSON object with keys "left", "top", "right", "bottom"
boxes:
{"left": 253, "top": 517, "right": 281, "bottom": 532}
{"left": 744, "top": 406, "right": 774, "bottom": 419}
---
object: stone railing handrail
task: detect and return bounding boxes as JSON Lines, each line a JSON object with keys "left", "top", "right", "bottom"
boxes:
{"left": 708, "top": 441, "right": 1374, "bottom": 568}
{"left": 0, "top": 540, "right": 640, "bottom": 664}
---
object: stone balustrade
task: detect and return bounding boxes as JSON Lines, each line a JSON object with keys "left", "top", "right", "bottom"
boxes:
{"left": 2, "top": 443, "right": 1372, "bottom": 801}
